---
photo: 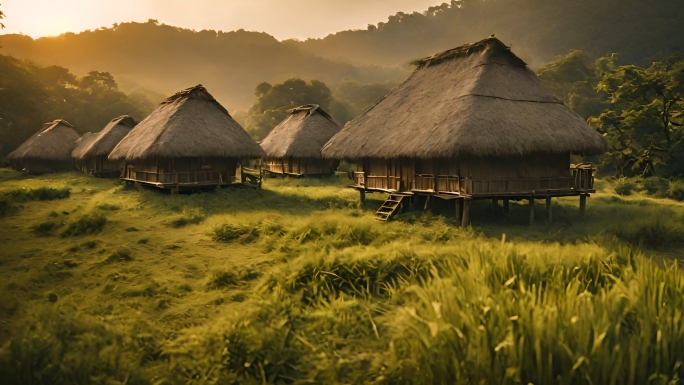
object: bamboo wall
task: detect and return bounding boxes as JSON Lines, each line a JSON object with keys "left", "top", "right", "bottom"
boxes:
{"left": 267, "top": 157, "right": 339, "bottom": 175}
{"left": 356, "top": 152, "right": 578, "bottom": 195}
{"left": 125, "top": 157, "right": 238, "bottom": 185}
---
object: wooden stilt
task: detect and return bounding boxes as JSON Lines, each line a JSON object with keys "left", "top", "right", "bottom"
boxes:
{"left": 503, "top": 198, "right": 510, "bottom": 213}
{"left": 580, "top": 194, "right": 586, "bottom": 216}
{"left": 461, "top": 200, "right": 470, "bottom": 227}
{"left": 359, "top": 190, "right": 366, "bottom": 205}
{"left": 456, "top": 200, "right": 463, "bottom": 220}
{"left": 529, "top": 197, "right": 535, "bottom": 225}
{"left": 424, "top": 195, "right": 431, "bottom": 211}
{"left": 546, "top": 197, "right": 552, "bottom": 222}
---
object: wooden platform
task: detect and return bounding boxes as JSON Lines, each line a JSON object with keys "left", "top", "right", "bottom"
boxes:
{"left": 120, "top": 178, "right": 259, "bottom": 191}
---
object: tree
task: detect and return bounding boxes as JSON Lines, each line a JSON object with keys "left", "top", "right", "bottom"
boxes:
{"left": 590, "top": 56, "right": 684, "bottom": 177}
{"left": 0, "top": 54, "right": 151, "bottom": 157}
{"left": 536, "top": 50, "right": 607, "bottom": 119}
{"left": 0, "top": 3, "right": 5, "bottom": 29}
{"left": 243, "top": 78, "right": 334, "bottom": 139}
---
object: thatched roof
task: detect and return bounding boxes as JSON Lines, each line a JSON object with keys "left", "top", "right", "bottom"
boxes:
{"left": 7, "top": 120, "right": 81, "bottom": 161}
{"left": 260, "top": 104, "right": 340, "bottom": 159}
{"left": 72, "top": 116, "right": 136, "bottom": 160}
{"left": 109, "top": 85, "right": 264, "bottom": 160}
{"left": 321, "top": 37, "right": 608, "bottom": 160}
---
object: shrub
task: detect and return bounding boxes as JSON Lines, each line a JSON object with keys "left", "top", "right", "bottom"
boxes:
{"left": 32, "top": 221, "right": 59, "bottom": 236}
{"left": 166, "top": 208, "right": 205, "bottom": 228}
{"left": 642, "top": 176, "right": 668, "bottom": 196}
{"left": 8, "top": 187, "right": 70, "bottom": 201}
{"left": 614, "top": 177, "right": 636, "bottom": 195}
{"left": 96, "top": 203, "right": 120, "bottom": 211}
{"left": 61, "top": 214, "right": 107, "bottom": 237}
{"left": 667, "top": 179, "right": 684, "bottom": 201}
{"left": 609, "top": 216, "right": 684, "bottom": 249}
{"left": 99, "top": 249, "right": 133, "bottom": 264}
{"left": 0, "top": 197, "right": 16, "bottom": 216}
{"left": 213, "top": 222, "right": 261, "bottom": 243}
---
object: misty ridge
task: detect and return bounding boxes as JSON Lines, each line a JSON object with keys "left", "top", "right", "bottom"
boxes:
{"left": 0, "top": 0, "right": 683, "bottom": 158}
{"left": 2, "top": 0, "right": 683, "bottom": 108}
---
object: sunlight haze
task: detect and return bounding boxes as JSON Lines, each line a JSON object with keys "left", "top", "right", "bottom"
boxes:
{"left": 2, "top": 0, "right": 440, "bottom": 39}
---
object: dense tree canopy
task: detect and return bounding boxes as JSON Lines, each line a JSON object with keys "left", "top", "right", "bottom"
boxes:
{"left": 239, "top": 79, "right": 334, "bottom": 140}
{"left": 538, "top": 50, "right": 684, "bottom": 178}
{"left": 295, "top": 0, "right": 684, "bottom": 68}
{"left": 0, "top": 21, "right": 406, "bottom": 109}
{"left": 0, "top": 55, "right": 152, "bottom": 157}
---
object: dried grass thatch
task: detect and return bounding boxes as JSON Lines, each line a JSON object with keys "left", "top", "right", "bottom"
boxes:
{"left": 7, "top": 120, "right": 80, "bottom": 161}
{"left": 109, "top": 85, "right": 264, "bottom": 161}
{"left": 321, "top": 37, "right": 608, "bottom": 160}
{"left": 72, "top": 116, "right": 136, "bottom": 160}
{"left": 260, "top": 104, "right": 340, "bottom": 159}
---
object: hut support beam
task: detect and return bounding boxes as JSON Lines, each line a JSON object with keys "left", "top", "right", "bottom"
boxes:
{"left": 546, "top": 197, "right": 552, "bottom": 222}
{"left": 359, "top": 190, "right": 366, "bottom": 205}
{"left": 580, "top": 194, "right": 587, "bottom": 216}
{"left": 503, "top": 198, "right": 510, "bottom": 214}
{"left": 456, "top": 200, "right": 463, "bottom": 221}
{"left": 461, "top": 200, "right": 470, "bottom": 227}
{"left": 529, "top": 198, "right": 535, "bottom": 225}
{"left": 424, "top": 195, "right": 430, "bottom": 211}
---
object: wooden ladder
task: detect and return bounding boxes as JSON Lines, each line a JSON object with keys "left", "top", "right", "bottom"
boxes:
{"left": 375, "top": 194, "right": 405, "bottom": 221}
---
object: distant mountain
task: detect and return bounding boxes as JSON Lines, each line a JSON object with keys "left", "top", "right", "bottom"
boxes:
{"left": 291, "top": 0, "right": 684, "bottom": 68}
{"left": 2, "top": 0, "right": 682, "bottom": 110}
{"left": 0, "top": 21, "right": 408, "bottom": 109}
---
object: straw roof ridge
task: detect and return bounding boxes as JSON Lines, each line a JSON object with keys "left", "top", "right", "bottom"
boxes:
{"left": 260, "top": 104, "right": 341, "bottom": 159}
{"left": 321, "top": 37, "right": 608, "bottom": 160}
{"left": 414, "top": 36, "right": 527, "bottom": 69}
{"left": 109, "top": 85, "right": 264, "bottom": 160}
{"left": 72, "top": 115, "right": 137, "bottom": 160}
{"left": 7, "top": 119, "right": 81, "bottom": 161}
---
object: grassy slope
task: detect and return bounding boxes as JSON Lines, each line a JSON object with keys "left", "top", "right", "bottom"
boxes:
{"left": 0, "top": 169, "right": 683, "bottom": 384}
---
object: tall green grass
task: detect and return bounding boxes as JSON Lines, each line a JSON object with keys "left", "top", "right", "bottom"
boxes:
{"left": 2, "top": 171, "right": 684, "bottom": 385}
{"left": 159, "top": 240, "right": 684, "bottom": 385}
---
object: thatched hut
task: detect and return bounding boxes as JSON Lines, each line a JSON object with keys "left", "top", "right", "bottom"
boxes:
{"left": 108, "top": 85, "right": 264, "bottom": 190}
{"left": 7, "top": 119, "right": 80, "bottom": 174}
{"left": 321, "top": 37, "right": 608, "bottom": 223}
{"left": 72, "top": 115, "right": 137, "bottom": 177}
{"left": 260, "top": 104, "right": 341, "bottom": 176}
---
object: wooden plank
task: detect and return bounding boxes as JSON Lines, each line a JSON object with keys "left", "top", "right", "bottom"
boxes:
{"left": 461, "top": 200, "right": 470, "bottom": 227}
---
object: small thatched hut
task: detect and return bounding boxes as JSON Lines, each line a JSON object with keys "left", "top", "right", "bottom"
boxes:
{"left": 260, "top": 104, "right": 341, "bottom": 176}
{"left": 321, "top": 37, "right": 608, "bottom": 223}
{"left": 7, "top": 119, "right": 80, "bottom": 174}
{"left": 72, "top": 115, "right": 137, "bottom": 177}
{"left": 108, "top": 85, "right": 264, "bottom": 190}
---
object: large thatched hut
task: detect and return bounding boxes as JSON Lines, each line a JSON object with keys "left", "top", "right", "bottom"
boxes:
{"left": 260, "top": 104, "right": 341, "bottom": 176}
{"left": 321, "top": 37, "right": 608, "bottom": 223}
{"left": 7, "top": 119, "right": 80, "bottom": 174}
{"left": 72, "top": 115, "right": 137, "bottom": 177}
{"left": 108, "top": 85, "right": 264, "bottom": 190}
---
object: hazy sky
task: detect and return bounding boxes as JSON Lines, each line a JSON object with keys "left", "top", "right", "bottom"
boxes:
{"left": 1, "top": 0, "right": 440, "bottom": 40}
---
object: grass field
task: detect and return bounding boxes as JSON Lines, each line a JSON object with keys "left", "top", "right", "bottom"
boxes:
{"left": 1, "top": 169, "right": 683, "bottom": 384}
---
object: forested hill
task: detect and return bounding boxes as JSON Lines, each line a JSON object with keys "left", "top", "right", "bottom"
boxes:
{"left": 291, "top": 0, "right": 684, "bottom": 67}
{"left": 0, "top": 21, "right": 407, "bottom": 109}
{"left": 1, "top": 0, "right": 683, "bottom": 109}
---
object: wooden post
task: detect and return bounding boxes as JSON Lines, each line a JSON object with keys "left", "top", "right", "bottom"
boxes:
{"left": 456, "top": 200, "right": 463, "bottom": 220}
{"left": 461, "top": 199, "right": 470, "bottom": 227}
{"left": 359, "top": 190, "right": 366, "bottom": 206}
{"left": 423, "top": 195, "right": 431, "bottom": 211}
{"left": 546, "top": 197, "right": 552, "bottom": 222}
{"left": 529, "top": 197, "right": 535, "bottom": 225}
{"left": 580, "top": 194, "right": 586, "bottom": 216}
{"left": 503, "top": 198, "right": 510, "bottom": 214}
